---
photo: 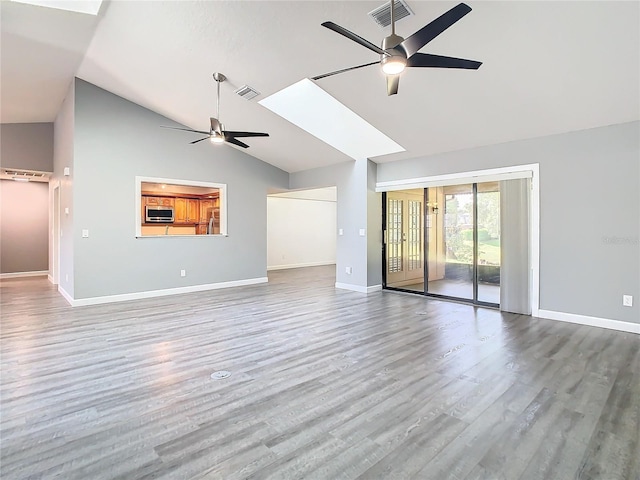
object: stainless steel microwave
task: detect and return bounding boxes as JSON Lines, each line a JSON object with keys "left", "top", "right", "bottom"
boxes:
{"left": 145, "top": 205, "right": 174, "bottom": 223}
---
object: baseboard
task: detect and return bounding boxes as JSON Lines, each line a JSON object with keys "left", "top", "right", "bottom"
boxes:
{"left": 62, "top": 277, "right": 268, "bottom": 307}
{"left": 0, "top": 270, "right": 48, "bottom": 279}
{"left": 537, "top": 309, "right": 640, "bottom": 334}
{"left": 58, "top": 285, "right": 74, "bottom": 306}
{"left": 267, "top": 261, "right": 335, "bottom": 271}
{"left": 335, "top": 282, "right": 382, "bottom": 294}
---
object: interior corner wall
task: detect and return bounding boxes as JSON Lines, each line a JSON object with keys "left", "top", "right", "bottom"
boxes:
{"left": 376, "top": 121, "right": 640, "bottom": 324}
{"left": 0, "top": 180, "right": 49, "bottom": 274}
{"left": 290, "top": 160, "right": 372, "bottom": 289}
{"left": 71, "top": 79, "right": 288, "bottom": 300}
{"left": 267, "top": 195, "right": 336, "bottom": 270}
{"left": 1, "top": 123, "right": 54, "bottom": 172}
{"left": 53, "top": 80, "right": 75, "bottom": 297}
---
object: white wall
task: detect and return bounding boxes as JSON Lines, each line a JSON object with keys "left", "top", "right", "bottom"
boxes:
{"left": 52, "top": 81, "right": 75, "bottom": 297}
{"left": 267, "top": 188, "right": 336, "bottom": 270}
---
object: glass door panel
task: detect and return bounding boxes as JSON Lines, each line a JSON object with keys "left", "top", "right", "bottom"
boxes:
{"left": 427, "top": 184, "right": 474, "bottom": 300}
{"left": 476, "top": 182, "right": 501, "bottom": 304}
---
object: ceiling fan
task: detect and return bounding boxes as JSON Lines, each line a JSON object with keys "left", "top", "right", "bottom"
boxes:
{"left": 161, "top": 73, "right": 269, "bottom": 148}
{"left": 312, "top": 1, "right": 482, "bottom": 95}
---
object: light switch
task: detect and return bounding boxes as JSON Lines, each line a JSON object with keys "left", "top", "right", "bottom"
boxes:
{"left": 359, "top": 229, "right": 366, "bottom": 236}
{"left": 63, "top": 167, "right": 70, "bottom": 176}
{"left": 64, "top": 207, "right": 69, "bottom": 215}
{"left": 338, "top": 228, "right": 344, "bottom": 236}
{"left": 82, "top": 229, "right": 89, "bottom": 238}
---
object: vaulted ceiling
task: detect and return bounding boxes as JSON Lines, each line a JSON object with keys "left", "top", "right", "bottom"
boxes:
{"left": 2, "top": 1, "right": 638, "bottom": 173}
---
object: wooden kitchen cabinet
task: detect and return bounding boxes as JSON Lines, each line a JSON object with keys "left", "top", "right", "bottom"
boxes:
{"left": 174, "top": 197, "right": 199, "bottom": 224}
{"left": 199, "top": 200, "right": 213, "bottom": 222}
{"left": 143, "top": 196, "right": 174, "bottom": 206}
{"left": 187, "top": 199, "right": 199, "bottom": 223}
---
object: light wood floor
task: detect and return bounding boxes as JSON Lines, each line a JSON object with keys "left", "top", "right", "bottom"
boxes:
{"left": 1, "top": 266, "right": 638, "bottom": 480}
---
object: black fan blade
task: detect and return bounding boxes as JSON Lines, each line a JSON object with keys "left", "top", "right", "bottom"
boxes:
{"left": 224, "top": 136, "right": 250, "bottom": 149}
{"left": 161, "top": 125, "right": 211, "bottom": 135}
{"left": 386, "top": 75, "right": 399, "bottom": 96}
{"left": 224, "top": 131, "right": 269, "bottom": 138}
{"left": 312, "top": 61, "right": 380, "bottom": 81}
{"left": 190, "top": 137, "right": 210, "bottom": 144}
{"left": 407, "top": 53, "right": 482, "bottom": 69}
{"left": 321, "top": 22, "right": 388, "bottom": 56}
{"left": 399, "top": 3, "right": 472, "bottom": 58}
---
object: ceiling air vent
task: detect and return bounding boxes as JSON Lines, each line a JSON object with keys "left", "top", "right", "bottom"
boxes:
{"left": 234, "top": 85, "right": 260, "bottom": 100}
{"left": 368, "top": 0, "right": 413, "bottom": 28}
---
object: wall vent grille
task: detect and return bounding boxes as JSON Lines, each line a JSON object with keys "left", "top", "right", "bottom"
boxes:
{"left": 234, "top": 85, "right": 260, "bottom": 100}
{"left": 368, "top": 0, "right": 413, "bottom": 28}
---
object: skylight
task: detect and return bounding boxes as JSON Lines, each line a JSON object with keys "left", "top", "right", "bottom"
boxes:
{"left": 259, "top": 79, "right": 404, "bottom": 161}
{"left": 10, "top": 0, "right": 103, "bottom": 15}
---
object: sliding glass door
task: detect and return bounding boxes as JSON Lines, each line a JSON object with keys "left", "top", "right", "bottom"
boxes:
{"left": 428, "top": 184, "right": 474, "bottom": 300}
{"left": 383, "top": 182, "right": 501, "bottom": 307}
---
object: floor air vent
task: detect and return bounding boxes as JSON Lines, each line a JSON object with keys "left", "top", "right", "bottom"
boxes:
{"left": 211, "top": 371, "right": 231, "bottom": 380}
{"left": 368, "top": 0, "right": 413, "bottom": 28}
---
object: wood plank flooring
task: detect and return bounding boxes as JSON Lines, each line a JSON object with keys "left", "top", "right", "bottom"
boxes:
{"left": 1, "top": 266, "right": 638, "bottom": 480}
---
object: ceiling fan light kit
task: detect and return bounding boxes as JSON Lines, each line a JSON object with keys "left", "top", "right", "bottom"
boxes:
{"left": 160, "top": 72, "right": 269, "bottom": 148}
{"left": 312, "top": 1, "right": 482, "bottom": 96}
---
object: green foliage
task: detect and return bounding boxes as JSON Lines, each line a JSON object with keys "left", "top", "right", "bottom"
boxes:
{"left": 477, "top": 191, "right": 500, "bottom": 238}
{"left": 461, "top": 228, "right": 491, "bottom": 241}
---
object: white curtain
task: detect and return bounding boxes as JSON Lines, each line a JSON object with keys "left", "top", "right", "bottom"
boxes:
{"left": 500, "top": 178, "right": 531, "bottom": 314}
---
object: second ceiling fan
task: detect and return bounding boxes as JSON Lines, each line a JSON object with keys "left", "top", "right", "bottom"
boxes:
{"left": 162, "top": 73, "right": 268, "bottom": 148}
{"left": 312, "top": 1, "right": 482, "bottom": 95}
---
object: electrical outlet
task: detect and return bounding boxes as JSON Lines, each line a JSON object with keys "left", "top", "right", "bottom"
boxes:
{"left": 180, "top": 269, "right": 186, "bottom": 277}
{"left": 338, "top": 228, "right": 344, "bottom": 236}
{"left": 359, "top": 229, "right": 366, "bottom": 236}
{"left": 622, "top": 295, "right": 633, "bottom": 307}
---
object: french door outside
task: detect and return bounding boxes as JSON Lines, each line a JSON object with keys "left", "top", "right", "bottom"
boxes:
{"left": 385, "top": 191, "right": 424, "bottom": 288}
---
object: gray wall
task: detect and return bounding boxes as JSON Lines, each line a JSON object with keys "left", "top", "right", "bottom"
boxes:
{"left": 71, "top": 79, "right": 288, "bottom": 299}
{"left": 377, "top": 122, "right": 640, "bottom": 324}
{"left": 1, "top": 123, "right": 54, "bottom": 172}
{"left": 291, "top": 159, "right": 373, "bottom": 288}
{"left": 0, "top": 179, "right": 49, "bottom": 274}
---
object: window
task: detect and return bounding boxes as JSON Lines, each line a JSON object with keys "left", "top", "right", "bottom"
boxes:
{"left": 135, "top": 176, "right": 227, "bottom": 237}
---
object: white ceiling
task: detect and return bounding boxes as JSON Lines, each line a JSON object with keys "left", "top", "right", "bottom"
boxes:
{"left": 2, "top": 1, "right": 638, "bottom": 173}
